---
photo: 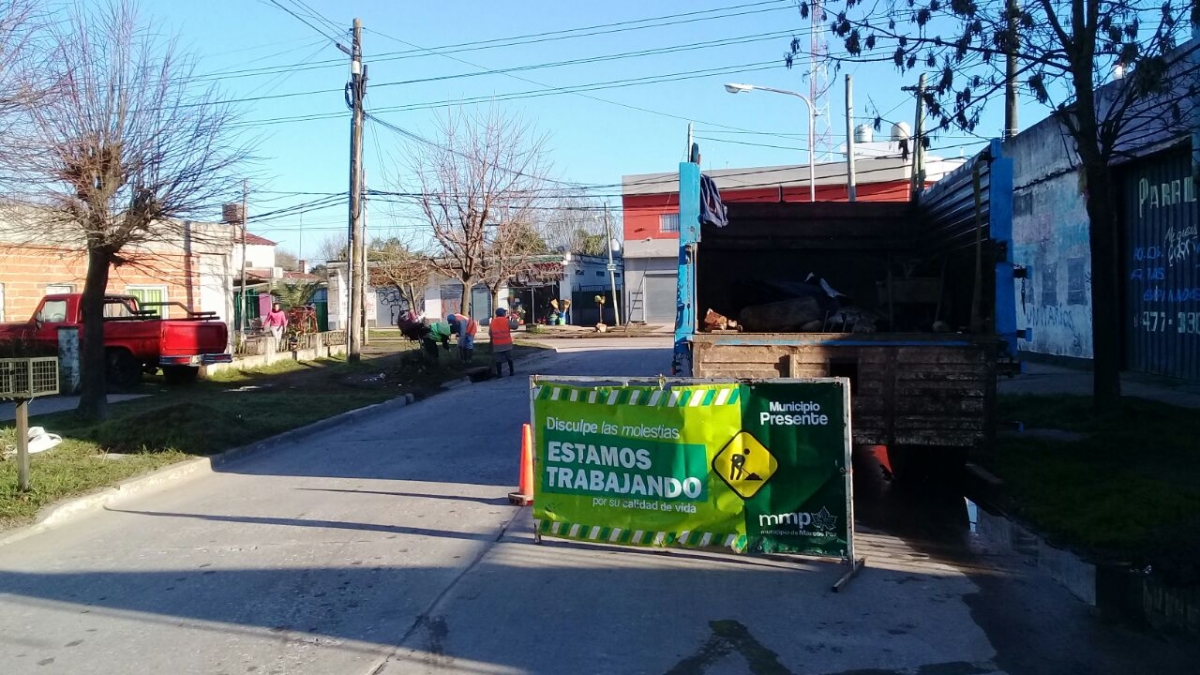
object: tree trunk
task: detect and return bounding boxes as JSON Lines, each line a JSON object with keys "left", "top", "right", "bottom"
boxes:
{"left": 77, "top": 246, "right": 112, "bottom": 421}
{"left": 1081, "top": 157, "right": 1123, "bottom": 411}
{"left": 459, "top": 277, "right": 472, "bottom": 318}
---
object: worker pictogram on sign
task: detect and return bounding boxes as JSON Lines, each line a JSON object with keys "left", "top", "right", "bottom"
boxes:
{"left": 713, "top": 431, "right": 777, "bottom": 499}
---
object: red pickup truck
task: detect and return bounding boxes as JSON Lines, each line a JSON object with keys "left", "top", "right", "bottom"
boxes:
{"left": 0, "top": 294, "right": 232, "bottom": 386}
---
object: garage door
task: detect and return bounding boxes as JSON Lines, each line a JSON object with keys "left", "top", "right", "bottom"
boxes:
{"left": 644, "top": 274, "right": 677, "bottom": 324}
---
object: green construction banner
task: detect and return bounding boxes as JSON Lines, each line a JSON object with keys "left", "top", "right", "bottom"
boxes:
{"left": 530, "top": 379, "right": 852, "bottom": 559}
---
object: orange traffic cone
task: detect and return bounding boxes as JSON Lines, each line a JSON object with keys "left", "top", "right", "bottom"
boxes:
{"left": 508, "top": 423, "right": 535, "bottom": 506}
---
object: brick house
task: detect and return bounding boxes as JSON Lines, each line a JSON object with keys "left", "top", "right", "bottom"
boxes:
{"left": 0, "top": 220, "right": 236, "bottom": 325}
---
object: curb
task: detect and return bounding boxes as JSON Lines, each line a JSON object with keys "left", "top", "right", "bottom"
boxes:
{"left": 0, "top": 391, "right": 416, "bottom": 549}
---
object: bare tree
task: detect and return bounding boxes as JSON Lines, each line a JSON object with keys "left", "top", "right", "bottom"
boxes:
{"left": 536, "top": 195, "right": 608, "bottom": 254}
{"left": 6, "top": 1, "right": 249, "bottom": 420}
{"left": 0, "top": 1, "right": 38, "bottom": 173}
{"left": 275, "top": 248, "right": 300, "bottom": 272}
{"left": 813, "top": 0, "right": 1198, "bottom": 411}
{"left": 406, "top": 107, "right": 551, "bottom": 315}
{"left": 317, "top": 233, "right": 348, "bottom": 264}
{"left": 369, "top": 237, "right": 430, "bottom": 313}
{"left": 480, "top": 221, "right": 549, "bottom": 313}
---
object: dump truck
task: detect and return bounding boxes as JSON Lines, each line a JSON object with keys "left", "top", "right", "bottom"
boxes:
{"left": 672, "top": 143, "right": 1021, "bottom": 481}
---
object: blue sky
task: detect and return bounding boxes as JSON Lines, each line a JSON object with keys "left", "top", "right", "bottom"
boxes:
{"left": 152, "top": 0, "right": 1049, "bottom": 259}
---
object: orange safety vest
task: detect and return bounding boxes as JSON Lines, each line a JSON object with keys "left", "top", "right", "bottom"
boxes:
{"left": 489, "top": 316, "right": 513, "bottom": 347}
{"left": 465, "top": 318, "right": 478, "bottom": 337}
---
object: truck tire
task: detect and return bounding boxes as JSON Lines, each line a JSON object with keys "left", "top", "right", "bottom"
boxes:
{"left": 106, "top": 349, "right": 142, "bottom": 390}
{"left": 162, "top": 365, "right": 199, "bottom": 385}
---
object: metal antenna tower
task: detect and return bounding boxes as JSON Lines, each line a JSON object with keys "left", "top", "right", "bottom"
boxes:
{"left": 808, "top": 0, "right": 833, "bottom": 161}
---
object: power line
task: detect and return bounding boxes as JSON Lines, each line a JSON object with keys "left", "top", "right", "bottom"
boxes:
{"left": 370, "top": 29, "right": 801, "bottom": 90}
{"left": 367, "top": 27, "right": 804, "bottom": 141}
{"left": 262, "top": 0, "right": 347, "bottom": 52}
{"left": 193, "top": 1, "right": 805, "bottom": 84}
{"left": 286, "top": 0, "right": 344, "bottom": 37}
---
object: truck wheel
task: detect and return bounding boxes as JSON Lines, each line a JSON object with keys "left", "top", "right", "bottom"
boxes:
{"left": 162, "top": 366, "right": 199, "bottom": 385}
{"left": 106, "top": 349, "right": 142, "bottom": 390}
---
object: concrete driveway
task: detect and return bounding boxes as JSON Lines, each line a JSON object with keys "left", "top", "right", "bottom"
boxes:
{"left": 0, "top": 337, "right": 1193, "bottom": 674}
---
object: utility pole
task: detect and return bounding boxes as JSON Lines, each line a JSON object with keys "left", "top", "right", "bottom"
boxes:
{"left": 1004, "top": 0, "right": 1020, "bottom": 140}
{"left": 844, "top": 74, "right": 857, "bottom": 202}
{"left": 239, "top": 179, "right": 248, "bottom": 336}
{"left": 604, "top": 205, "right": 621, "bottom": 327}
{"left": 347, "top": 18, "right": 366, "bottom": 362}
{"left": 686, "top": 122, "right": 693, "bottom": 160}
{"left": 904, "top": 74, "right": 927, "bottom": 197}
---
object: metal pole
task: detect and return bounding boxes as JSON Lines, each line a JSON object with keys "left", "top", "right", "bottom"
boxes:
{"left": 239, "top": 179, "right": 248, "bottom": 336}
{"left": 845, "top": 74, "right": 857, "bottom": 202}
{"left": 347, "top": 18, "right": 366, "bottom": 362}
{"left": 1004, "top": 0, "right": 1020, "bottom": 140}
{"left": 686, "top": 122, "right": 693, "bottom": 161}
{"left": 807, "top": 100, "right": 816, "bottom": 202}
{"left": 604, "top": 205, "right": 621, "bottom": 326}
{"left": 15, "top": 399, "right": 29, "bottom": 491}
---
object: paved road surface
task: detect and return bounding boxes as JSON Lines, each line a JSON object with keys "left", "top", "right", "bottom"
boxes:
{"left": 0, "top": 338, "right": 1194, "bottom": 674}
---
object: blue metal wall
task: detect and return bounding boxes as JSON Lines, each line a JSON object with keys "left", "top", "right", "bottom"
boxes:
{"left": 1122, "top": 146, "right": 1200, "bottom": 380}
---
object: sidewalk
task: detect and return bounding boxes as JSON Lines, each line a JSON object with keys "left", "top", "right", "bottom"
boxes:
{"left": 999, "top": 362, "right": 1200, "bottom": 409}
{"left": 0, "top": 394, "right": 149, "bottom": 422}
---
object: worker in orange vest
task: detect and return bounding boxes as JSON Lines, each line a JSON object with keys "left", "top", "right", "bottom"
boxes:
{"left": 490, "top": 308, "right": 515, "bottom": 376}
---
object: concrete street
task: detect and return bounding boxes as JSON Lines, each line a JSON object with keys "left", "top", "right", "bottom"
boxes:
{"left": 0, "top": 338, "right": 1194, "bottom": 675}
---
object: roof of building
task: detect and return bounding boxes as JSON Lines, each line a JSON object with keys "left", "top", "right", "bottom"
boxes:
{"left": 244, "top": 232, "right": 277, "bottom": 246}
{"left": 621, "top": 155, "right": 965, "bottom": 196}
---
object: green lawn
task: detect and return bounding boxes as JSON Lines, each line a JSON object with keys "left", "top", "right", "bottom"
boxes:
{"left": 987, "top": 395, "right": 1200, "bottom": 578}
{"left": 0, "top": 343, "right": 546, "bottom": 528}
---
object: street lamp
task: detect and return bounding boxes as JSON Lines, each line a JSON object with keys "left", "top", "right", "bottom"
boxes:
{"left": 724, "top": 82, "right": 816, "bottom": 202}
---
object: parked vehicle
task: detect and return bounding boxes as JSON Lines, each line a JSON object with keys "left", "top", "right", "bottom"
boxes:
{"left": 0, "top": 294, "right": 232, "bottom": 387}
{"left": 673, "top": 152, "right": 1019, "bottom": 482}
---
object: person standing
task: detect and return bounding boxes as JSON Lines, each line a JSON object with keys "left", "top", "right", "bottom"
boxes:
{"left": 446, "top": 312, "right": 478, "bottom": 363}
{"left": 489, "top": 308, "right": 515, "bottom": 376}
{"left": 264, "top": 302, "right": 288, "bottom": 347}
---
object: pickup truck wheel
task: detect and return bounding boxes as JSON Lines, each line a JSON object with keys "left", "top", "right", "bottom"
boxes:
{"left": 106, "top": 349, "right": 142, "bottom": 389}
{"left": 162, "top": 365, "right": 199, "bottom": 385}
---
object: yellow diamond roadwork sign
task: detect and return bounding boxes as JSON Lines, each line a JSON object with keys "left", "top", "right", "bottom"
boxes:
{"left": 713, "top": 431, "right": 778, "bottom": 499}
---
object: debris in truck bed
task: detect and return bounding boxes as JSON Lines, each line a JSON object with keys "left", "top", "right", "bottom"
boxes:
{"left": 702, "top": 309, "right": 737, "bottom": 332}
{"left": 738, "top": 296, "right": 822, "bottom": 332}
{"left": 823, "top": 308, "right": 879, "bottom": 333}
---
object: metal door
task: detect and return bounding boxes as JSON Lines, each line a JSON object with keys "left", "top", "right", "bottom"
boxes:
{"left": 644, "top": 274, "right": 677, "bottom": 324}
{"left": 1123, "top": 149, "right": 1200, "bottom": 380}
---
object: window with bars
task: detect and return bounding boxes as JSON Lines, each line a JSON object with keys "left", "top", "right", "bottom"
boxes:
{"left": 659, "top": 213, "right": 680, "bottom": 233}
{"left": 126, "top": 285, "right": 168, "bottom": 317}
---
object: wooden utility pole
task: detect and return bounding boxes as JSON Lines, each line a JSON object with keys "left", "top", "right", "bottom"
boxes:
{"left": 844, "top": 74, "right": 857, "bottom": 202}
{"left": 904, "top": 74, "right": 927, "bottom": 196}
{"left": 347, "top": 18, "right": 366, "bottom": 362}
{"left": 1004, "top": 0, "right": 1020, "bottom": 140}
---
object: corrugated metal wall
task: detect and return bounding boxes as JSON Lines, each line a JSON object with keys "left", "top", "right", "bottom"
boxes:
{"left": 1122, "top": 148, "right": 1200, "bottom": 380}
{"left": 919, "top": 152, "right": 990, "bottom": 253}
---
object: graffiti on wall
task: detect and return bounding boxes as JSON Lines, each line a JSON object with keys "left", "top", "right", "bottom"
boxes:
{"left": 1013, "top": 173, "right": 1094, "bottom": 358}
